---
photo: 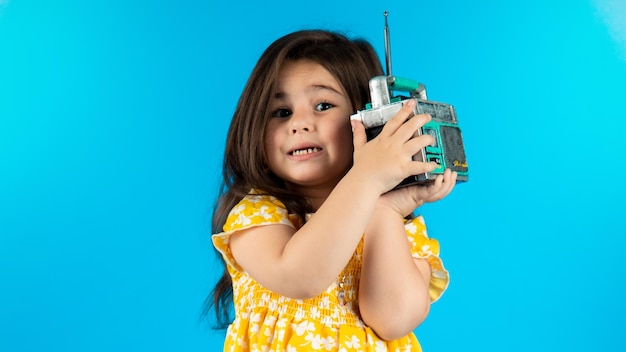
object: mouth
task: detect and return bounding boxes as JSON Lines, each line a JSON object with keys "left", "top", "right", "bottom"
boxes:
{"left": 288, "top": 147, "right": 322, "bottom": 156}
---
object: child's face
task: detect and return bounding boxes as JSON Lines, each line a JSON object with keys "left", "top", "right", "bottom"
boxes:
{"left": 266, "top": 59, "right": 354, "bottom": 195}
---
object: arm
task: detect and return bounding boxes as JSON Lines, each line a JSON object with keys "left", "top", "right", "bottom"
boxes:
{"left": 228, "top": 101, "right": 437, "bottom": 299}
{"left": 359, "top": 169, "right": 457, "bottom": 340}
{"left": 228, "top": 173, "right": 381, "bottom": 299}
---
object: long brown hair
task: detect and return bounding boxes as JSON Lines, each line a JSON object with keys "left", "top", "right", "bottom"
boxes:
{"left": 205, "top": 29, "right": 384, "bottom": 328}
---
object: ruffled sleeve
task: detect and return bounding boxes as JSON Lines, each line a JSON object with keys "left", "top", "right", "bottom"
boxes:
{"left": 212, "top": 191, "right": 295, "bottom": 271}
{"left": 404, "top": 215, "right": 450, "bottom": 302}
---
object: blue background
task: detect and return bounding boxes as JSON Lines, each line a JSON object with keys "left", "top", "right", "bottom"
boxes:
{"left": 1, "top": 0, "right": 625, "bottom": 351}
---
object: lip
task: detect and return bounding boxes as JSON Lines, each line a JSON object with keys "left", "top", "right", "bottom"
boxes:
{"left": 287, "top": 143, "right": 324, "bottom": 159}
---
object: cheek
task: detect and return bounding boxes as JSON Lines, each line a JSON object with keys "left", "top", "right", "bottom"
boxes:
{"left": 333, "top": 122, "right": 355, "bottom": 156}
{"left": 264, "top": 125, "right": 281, "bottom": 165}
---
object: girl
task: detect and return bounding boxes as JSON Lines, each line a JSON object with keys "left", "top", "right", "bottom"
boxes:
{"left": 209, "top": 29, "right": 457, "bottom": 351}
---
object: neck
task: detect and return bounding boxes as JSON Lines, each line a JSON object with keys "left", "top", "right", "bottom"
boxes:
{"left": 286, "top": 183, "right": 334, "bottom": 212}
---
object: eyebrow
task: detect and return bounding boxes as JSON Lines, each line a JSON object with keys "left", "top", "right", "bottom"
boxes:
{"left": 311, "top": 84, "right": 344, "bottom": 96}
{"left": 273, "top": 84, "right": 345, "bottom": 99}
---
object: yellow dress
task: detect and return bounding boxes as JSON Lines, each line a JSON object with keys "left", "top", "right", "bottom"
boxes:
{"left": 212, "top": 191, "right": 449, "bottom": 352}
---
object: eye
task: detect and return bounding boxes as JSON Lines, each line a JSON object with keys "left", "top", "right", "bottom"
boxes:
{"left": 315, "top": 102, "right": 334, "bottom": 111}
{"left": 271, "top": 108, "right": 292, "bottom": 118}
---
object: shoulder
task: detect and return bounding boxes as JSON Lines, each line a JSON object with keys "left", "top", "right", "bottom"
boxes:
{"left": 223, "top": 189, "right": 293, "bottom": 232}
{"left": 213, "top": 190, "right": 295, "bottom": 271}
{"left": 404, "top": 215, "right": 439, "bottom": 256}
{"left": 404, "top": 215, "right": 450, "bottom": 302}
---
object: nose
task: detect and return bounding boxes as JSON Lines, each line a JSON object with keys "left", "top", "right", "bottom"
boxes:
{"left": 289, "top": 108, "right": 315, "bottom": 134}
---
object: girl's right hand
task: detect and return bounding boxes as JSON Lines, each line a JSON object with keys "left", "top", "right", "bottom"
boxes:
{"left": 350, "top": 100, "right": 437, "bottom": 194}
{"left": 377, "top": 168, "right": 457, "bottom": 217}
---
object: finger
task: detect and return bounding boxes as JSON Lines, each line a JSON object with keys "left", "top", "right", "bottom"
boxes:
{"left": 406, "top": 160, "right": 438, "bottom": 178}
{"left": 451, "top": 171, "right": 458, "bottom": 184}
{"left": 429, "top": 169, "right": 456, "bottom": 200}
{"left": 432, "top": 181, "right": 454, "bottom": 200}
{"left": 443, "top": 171, "right": 458, "bottom": 195}
{"left": 439, "top": 168, "right": 451, "bottom": 183}
{"left": 394, "top": 113, "right": 432, "bottom": 142}
{"left": 438, "top": 170, "right": 454, "bottom": 195}
{"left": 351, "top": 119, "right": 367, "bottom": 149}
{"left": 431, "top": 174, "right": 445, "bottom": 190}
{"left": 422, "top": 170, "right": 450, "bottom": 200}
{"left": 404, "top": 133, "right": 436, "bottom": 155}
{"left": 379, "top": 100, "right": 417, "bottom": 137}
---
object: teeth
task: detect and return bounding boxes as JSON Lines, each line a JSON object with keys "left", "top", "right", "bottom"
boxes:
{"left": 292, "top": 147, "right": 320, "bottom": 156}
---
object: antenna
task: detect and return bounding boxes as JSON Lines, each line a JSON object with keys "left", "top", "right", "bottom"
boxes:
{"left": 383, "top": 10, "right": 392, "bottom": 77}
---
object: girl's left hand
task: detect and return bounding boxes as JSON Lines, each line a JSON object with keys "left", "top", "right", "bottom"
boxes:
{"left": 377, "top": 168, "right": 458, "bottom": 217}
